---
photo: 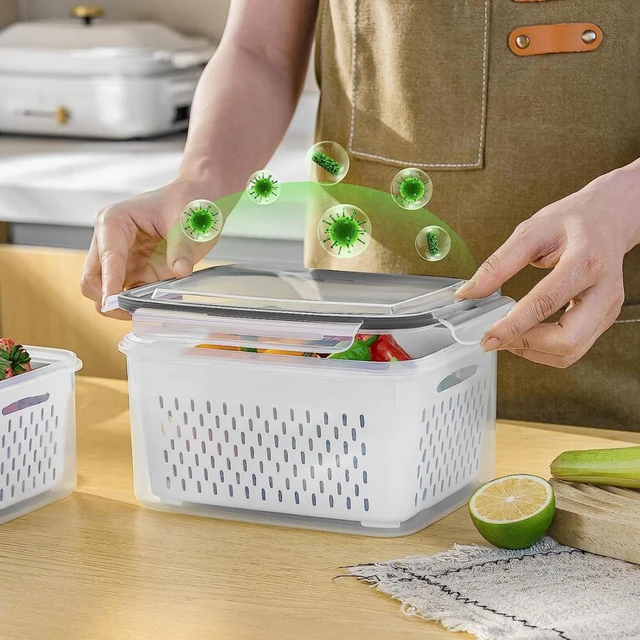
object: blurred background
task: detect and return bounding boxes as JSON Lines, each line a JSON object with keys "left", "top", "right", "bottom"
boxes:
{"left": 0, "top": 1, "right": 319, "bottom": 378}
{"left": 0, "top": 0, "right": 318, "bottom": 261}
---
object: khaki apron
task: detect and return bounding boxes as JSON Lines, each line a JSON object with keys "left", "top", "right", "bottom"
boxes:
{"left": 309, "top": 0, "right": 640, "bottom": 430}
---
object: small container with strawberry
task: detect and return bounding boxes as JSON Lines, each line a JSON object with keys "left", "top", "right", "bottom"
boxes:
{"left": 0, "top": 339, "right": 82, "bottom": 523}
{"left": 0, "top": 339, "right": 32, "bottom": 381}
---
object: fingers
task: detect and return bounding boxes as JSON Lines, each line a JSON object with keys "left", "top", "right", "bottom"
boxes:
{"left": 479, "top": 255, "right": 591, "bottom": 351}
{"left": 94, "top": 301, "right": 133, "bottom": 322}
{"left": 456, "top": 221, "right": 550, "bottom": 299}
{"left": 80, "top": 236, "right": 102, "bottom": 304}
{"left": 166, "top": 225, "right": 197, "bottom": 278}
{"left": 82, "top": 228, "right": 132, "bottom": 320}
{"left": 500, "top": 281, "right": 622, "bottom": 357}
{"left": 506, "top": 314, "right": 609, "bottom": 367}
{"left": 95, "top": 209, "right": 135, "bottom": 305}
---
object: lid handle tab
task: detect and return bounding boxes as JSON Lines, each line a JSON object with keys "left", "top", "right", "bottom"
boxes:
{"left": 434, "top": 296, "right": 516, "bottom": 346}
{"left": 130, "top": 308, "right": 363, "bottom": 354}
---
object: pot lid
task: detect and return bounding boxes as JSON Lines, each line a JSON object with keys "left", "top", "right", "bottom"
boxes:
{"left": 0, "top": 19, "right": 209, "bottom": 52}
{"left": 0, "top": 9, "right": 215, "bottom": 76}
{"left": 110, "top": 263, "right": 515, "bottom": 350}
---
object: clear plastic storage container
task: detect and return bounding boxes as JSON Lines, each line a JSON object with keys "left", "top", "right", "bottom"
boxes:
{"left": 0, "top": 346, "right": 81, "bottom": 524}
{"left": 116, "top": 264, "right": 514, "bottom": 536}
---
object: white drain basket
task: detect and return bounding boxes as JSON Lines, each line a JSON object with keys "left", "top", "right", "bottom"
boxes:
{"left": 0, "top": 347, "right": 81, "bottom": 524}
{"left": 123, "top": 330, "right": 497, "bottom": 536}
{"left": 116, "top": 263, "right": 513, "bottom": 536}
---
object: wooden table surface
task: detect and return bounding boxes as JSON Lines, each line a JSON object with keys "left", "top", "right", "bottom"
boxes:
{"left": 0, "top": 377, "right": 636, "bottom": 640}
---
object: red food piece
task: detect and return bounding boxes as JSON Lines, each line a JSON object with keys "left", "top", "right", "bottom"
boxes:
{"left": 0, "top": 339, "right": 32, "bottom": 381}
{"left": 370, "top": 335, "right": 411, "bottom": 362}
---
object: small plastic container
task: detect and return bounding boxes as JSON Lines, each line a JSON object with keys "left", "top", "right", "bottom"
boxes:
{"left": 0, "top": 346, "right": 81, "bottom": 524}
{"left": 115, "top": 264, "right": 514, "bottom": 536}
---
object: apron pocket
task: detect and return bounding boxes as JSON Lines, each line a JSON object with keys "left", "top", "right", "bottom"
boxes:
{"left": 349, "top": 0, "right": 490, "bottom": 170}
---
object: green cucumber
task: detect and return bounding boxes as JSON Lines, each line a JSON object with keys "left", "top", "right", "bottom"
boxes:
{"left": 550, "top": 446, "right": 640, "bottom": 488}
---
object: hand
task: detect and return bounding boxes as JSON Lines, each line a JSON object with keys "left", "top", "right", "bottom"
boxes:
{"left": 81, "top": 179, "right": 219, "bottom": 320}
{"left": 456, "top": 161, "right": 640, "bottom": 367}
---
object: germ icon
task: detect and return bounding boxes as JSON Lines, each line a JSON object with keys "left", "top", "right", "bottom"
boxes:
{"left": 317, "top": 205, "right": 371, "bottom": 258}
{"left": 180, "top": 200, "right": 223, "bottom": 243}
{"left": 306, "top": 141, "right": 350, "bottom": 185}
{"left": 415, "top": 225, "right": 451, "bottom": 261}
{"left": 391, "top": 168, "right": 433, "bottom": 210}
{"left": 247, "top": 170, "right": 280, "bottom": 205}
{"left": 312, "top": 151, "right": 343, "bottom": 176}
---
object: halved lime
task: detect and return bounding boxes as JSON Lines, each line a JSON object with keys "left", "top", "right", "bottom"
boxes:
{"left": 469, "top": 474, "right": 555, "bottom": 549}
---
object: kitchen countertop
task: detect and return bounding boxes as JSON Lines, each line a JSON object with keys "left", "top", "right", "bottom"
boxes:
{"left": 0, "top": 91, "right": 319, "bottom": 241}
{"left": 0, "top": 375, "right": 636, "bottom": 640}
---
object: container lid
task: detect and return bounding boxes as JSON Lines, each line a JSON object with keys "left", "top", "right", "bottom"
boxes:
{"left": 113, "top": 263, "right": 515, "bottom": 352}
{"left": 0, "top": 15, "right": 215, "bottom": 76}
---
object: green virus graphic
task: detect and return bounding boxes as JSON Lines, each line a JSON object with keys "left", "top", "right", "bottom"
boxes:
{"left": 415, "top": 225, "right": 451, "bottom": 262}
{"left": 188, "top": 208, "right": 214, "bottom": 234}
{"left": 391, "top": 168, "right": 433, "bottom": 210}
{"left": 306, "top": 141, "right": 350, "bottom": 185}
{"left": 317, "top": 204, "right": 371, "bottom": 258}
{"left": 180, "top": 200, "right": 223, "bottom": 243}
{"left": 426, "top": 230, "right": 440, "bottom": 256}
{"left": 311, "top": 151, "right": 343, "bottom": 176}
{"left": 246, "top": 170, "right": 280, "bottom": 205}
{"left": 400, "top": 176, "right": 426, "bottom": 203}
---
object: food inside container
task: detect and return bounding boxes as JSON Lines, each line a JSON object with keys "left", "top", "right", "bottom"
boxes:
{"left": 195, "top": 333, "right": 414, "bottom": 361}
{"left": 114, "top": 263, "right": 514, "bottom": 536}
{"left": 0, "top": 339, "right": 32, "bottom": 381}
{"left": 0, "top": 5, "right": 216, "bottom": 139}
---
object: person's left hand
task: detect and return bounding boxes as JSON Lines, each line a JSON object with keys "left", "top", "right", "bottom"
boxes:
{"left": 455, "top": 160, "right": 640, "bottom": 367}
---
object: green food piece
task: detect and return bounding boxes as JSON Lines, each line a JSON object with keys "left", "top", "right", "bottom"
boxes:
{"left": 426, "top": 230, "right": 440, "bottom": 256}
{"left": 312, "top": 151, "right": 343, "bottom": 176}
{"left": 469, "top": 475, "right": 555, "bottom": 550}
{"left": 0, "top": 342, "right": 31, "bottom": 380}
{"left": 550, "top": 446, "right": 640, "bottom": 488}
{"left": 328, "top": 335, "right": 377, "bottom": 361}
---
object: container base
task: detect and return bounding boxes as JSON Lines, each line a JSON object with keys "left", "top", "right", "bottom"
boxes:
{"left": 0, "top": 484, "right": 75, "bottom": 526}
{"left": 136, "top": 482, "right": 478, "bottom": 537}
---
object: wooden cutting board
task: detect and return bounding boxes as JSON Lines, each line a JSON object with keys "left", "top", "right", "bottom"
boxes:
{"left": 548, "top": 478, "right": 640, "bottom": 565}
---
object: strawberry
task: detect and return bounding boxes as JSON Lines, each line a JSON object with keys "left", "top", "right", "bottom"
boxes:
{"left": 0, "top": 339, "right": 32, "bottom": 381}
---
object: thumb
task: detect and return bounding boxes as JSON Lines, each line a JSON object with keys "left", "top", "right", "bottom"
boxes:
{"left": 166, "top": 225, "right": 197, "bottom": 278}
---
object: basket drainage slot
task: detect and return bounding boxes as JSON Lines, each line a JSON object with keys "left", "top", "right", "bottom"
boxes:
{"left": 436, "top": 366, "right": 478, "bottom": 393}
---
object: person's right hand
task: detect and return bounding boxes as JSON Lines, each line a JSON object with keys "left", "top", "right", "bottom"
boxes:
{"left": 81, "top": 179, "right": 219, "bottom": 319}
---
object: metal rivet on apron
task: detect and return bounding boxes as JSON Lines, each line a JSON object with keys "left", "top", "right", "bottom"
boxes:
{"left": 581, "top": 29, "right": 597, "bottom": 44}
{"left": 515, "top": 34, "right": 530, "bottom": 49}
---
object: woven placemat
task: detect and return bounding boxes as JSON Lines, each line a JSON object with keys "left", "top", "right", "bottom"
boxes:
{"left": 344, "top": 538, "right": 640, "bottom": 640}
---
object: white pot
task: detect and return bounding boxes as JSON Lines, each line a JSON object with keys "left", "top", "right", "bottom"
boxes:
{"left": 0, "top": 10, "right": 216, "bottom": 139}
